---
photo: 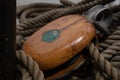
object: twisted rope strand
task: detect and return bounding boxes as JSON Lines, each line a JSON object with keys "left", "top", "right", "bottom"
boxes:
{"left": 16, "top": 50, "right": 44, "bottom": 80}
{"left": 77, "top": 0, "right": 94, "bottom": 5}
{"left": 98, "top": 26, "right": 120, "bottom": 52}
{"left": 17, "top": 0, "right": 113, "bottom": 37}
{"left": 101, "top": 40, "right": 120, "bottom": 60}
{"left": 60, "top": 0, "right": 76, "bottom": 6}
{"left": 89, "top": 43, "right": 120, "bottom": 80}
{"left": 110, "top": 4, "right": 120, "bottom": 13}
{"left": 16, "top": 0, "right": 117, "bottom": 80}
{"left": 17, "top": 65, "right": 32, "bottom": 80}
{"left": 17, "top": 3, "right": 63, "bottom": 16}
{"left": 16, "top": 35, "right": 25, "bottom": 49}
{"left": 110, "top": 51, "right": 120, "bottom": 69}
{"left": 95, "top": 41, "right": 120, "bottom": 80}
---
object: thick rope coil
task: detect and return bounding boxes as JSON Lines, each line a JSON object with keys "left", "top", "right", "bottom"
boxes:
{"left": 17, "top": 28, "right": 38, "bottom": 36}
{"left": 17, "top": 65, "right": 32, "bottom": 80}
{"left": 17, "top": 0, "right": 113, "bottom": 37}
{"left": 16, "top": 50, "right": 44, "bottom": 80}
{"left": 111, "top": 12, "right": 120, "bottom": 27}
{"left": 108, "top": 12, "right": 120, "bottom": 33}
{"left": 17, "top": 3, "right": 63, "bottom": 17}
{"left": 16, "top": 35, "right": 25, "bottom": 49}
{"left": 98, "top": 26, "right": 120, "bottom": 52}
{"left": 60, "top": 0, "right": 93, "bottom": 7}
{"left": 101, "top": 40, "right": 120, "bottom": 60}
{"left": 94, "top": 71, "right": 109, "bottom": 80}
{"left": 16, "top": 0, "right": 117, "bottom": 80}
{"left": 77, "top": 0, "right": 94, "bottom": 5}
{"left": 95, "top": 41, "right": 120, "bottom": 80}
{"left": 18, "top": 0, "right": 96, "bottom": 22}
{"left": 89, "top": 43, "right": 120, "bottom": 80}
{"left": 113, "top": 12, "right": 120, "bottom": 23}
{"left": 110, "top": 51, "right": 120, "bottom": 69}
{"left": 60, "top": 0, "right": 76, "bottom": 7}
{"left": 19, "top": 8, "right": 55, "bottom": 22}
{"left": 110, "top": 4, "right": 120, "bottom": 13}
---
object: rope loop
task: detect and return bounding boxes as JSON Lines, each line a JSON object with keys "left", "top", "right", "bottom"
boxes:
{"left": 16, "top": 0, "right": 120, "bottom": 80}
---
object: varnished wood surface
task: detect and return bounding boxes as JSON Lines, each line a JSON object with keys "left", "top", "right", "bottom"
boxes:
{"left": 23, "top": 14, "right": 96, "bottom": 71}
{"left": 45, "top": 54, "right": 85, "bottom": 80}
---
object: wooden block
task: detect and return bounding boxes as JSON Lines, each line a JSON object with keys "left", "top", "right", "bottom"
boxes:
{"left": 23, "top": 14, "right": 96, "bottom": 71}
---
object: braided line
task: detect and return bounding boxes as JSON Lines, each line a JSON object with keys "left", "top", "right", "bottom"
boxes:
{"left": 98, "top": 26, "right": 120, "bottom": 52}
{"left": 89, "top": 43, "right": 120, "bottom": 80}
{"left": 16, "top": 50, "right": 44, "bottom": 80}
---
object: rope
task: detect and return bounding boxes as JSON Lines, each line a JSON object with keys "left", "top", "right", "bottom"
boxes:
{"left": 16, "top": 35, "right": 25, "bottom": 49}
{"left": 110, "top": 51, "right": 120, "bottom": 69}
{"left": 60, "top": 0, "right": 76, "bottom": 6}
{"left": 94, "top": 41, "right": 120, "bottom": 80}
{"left": 89, "top": 43, "right": 120, "bottom": 80}
{"left": 101, "top": 40, "right": 120, "bottom": 60}
{"left": 98, "top": 26, "right": 120, "bottom": 52}
{"left": 17, "top": 65, "right": 32, "bottom": 80}
{"left": 111, "top": 12, "right": 120, "bottom": 27}
{"left": 110, "top": 4, "right": 120, "bottom": 13}
{"left": 16, "top": 0, "right": 120, "bottom": 80}
{"left": 16, "top": 0, "right": 115, "bottom": 48}
{"left": 17, "top": 0, "right": 113, "bottom": 37}
{"left": 16, "top": 50, "right": 44, "bottom": 80}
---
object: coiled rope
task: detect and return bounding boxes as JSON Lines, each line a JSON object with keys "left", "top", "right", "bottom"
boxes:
{"left": 16, "top": 0, "right": 120, "bottom": 80}
{"left": 16, "top": 50, "right": 44, "bottom": 80}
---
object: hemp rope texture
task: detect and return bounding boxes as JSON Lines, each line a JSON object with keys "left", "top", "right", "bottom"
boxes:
{"left": 16, "top": 0, "right": 120, "bottom": 80}
{"left": 16, "top": 50, "right": 44, "bottom": 80}
{"left": 16, "top": 0, "right": 114, "bottom": 49}
{"left": 17, "top": 64, "right": 32, "bottom": 80}
{"left": 16, "top": 0, "right": 113, "bottom": 36}
{"left": 99, "top": 26, "right": 120, "bottom": 52}
{"left": 89, "top": 43, "right": 120, "bottom": 80}
{"left": 93, "top": 11, "right": 120, "bottom": 80}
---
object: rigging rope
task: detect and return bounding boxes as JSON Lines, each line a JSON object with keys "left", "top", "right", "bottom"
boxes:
{"left": 16, "top": 0, "right": 120, "bottom": 80}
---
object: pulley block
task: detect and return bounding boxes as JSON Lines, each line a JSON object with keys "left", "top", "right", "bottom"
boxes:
{"left": 22, "top": 5, "right": 113, "bottom": 80}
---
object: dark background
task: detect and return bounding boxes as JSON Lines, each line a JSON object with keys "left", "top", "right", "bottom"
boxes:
{"left": 0, "top": 0, "right": 16, "bottom": 80}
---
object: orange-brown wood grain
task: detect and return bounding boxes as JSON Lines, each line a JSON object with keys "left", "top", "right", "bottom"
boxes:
{"left": 45, "top": 54, "right": 85, "bottom": 80}
{"left": 23, "top": 14, "right": 96, "bottom": 71}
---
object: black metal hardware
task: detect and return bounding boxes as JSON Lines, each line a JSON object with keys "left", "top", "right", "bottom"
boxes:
{"left": 84, "top": 5, "right": 113, "bottom": 35}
